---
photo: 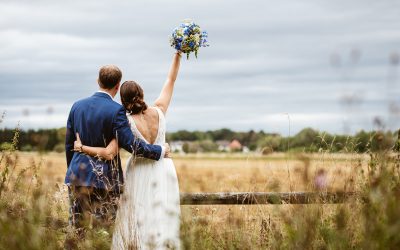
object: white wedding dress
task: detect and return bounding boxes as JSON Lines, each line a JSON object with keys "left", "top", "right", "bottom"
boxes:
{"left": 111, "top": 107, "right": 181, "bottom": 250}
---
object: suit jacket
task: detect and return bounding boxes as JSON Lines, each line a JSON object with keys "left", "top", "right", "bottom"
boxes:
{"left": 64, "top": 92, "right": 163, "bottom": 195}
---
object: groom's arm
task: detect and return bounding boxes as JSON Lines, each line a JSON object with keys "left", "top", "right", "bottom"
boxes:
{"left": 112, "top": 107, "right": 164, "bottom": 160}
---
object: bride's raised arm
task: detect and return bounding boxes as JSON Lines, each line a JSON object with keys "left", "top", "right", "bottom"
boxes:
{"left": 154, "top": 52, "right": 181, "bottom": 114}
{"left": 73, "top": 133, "right": 118, "bottom": 160}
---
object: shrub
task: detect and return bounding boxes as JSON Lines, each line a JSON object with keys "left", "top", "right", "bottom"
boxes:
{"left": 53, "top": 143, "right": 65, "bottom": 153}
{"left": 0, "top": 142, "right": 13, "bottom": 151}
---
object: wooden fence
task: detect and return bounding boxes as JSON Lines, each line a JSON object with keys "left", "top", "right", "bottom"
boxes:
{"left": 180, "top": 192, "right": 356, "bottom": 205}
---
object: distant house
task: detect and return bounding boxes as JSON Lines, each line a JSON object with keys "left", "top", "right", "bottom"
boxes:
{"left": 216, "top": 140, "right": 230, "bottom": 151}
{"left": 173, "top": 139, "right": 247, "bottom": 153}
{"left": 229, "top": 139, "right": 242, "bottom": 151}
{"left": 216, "top": 139, "right": 243, "bottom": 152}
{"left": 170, "top": 141, "right": 185, "bottom": 153}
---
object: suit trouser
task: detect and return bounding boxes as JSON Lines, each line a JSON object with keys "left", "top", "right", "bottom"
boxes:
{"left": 67, "top": 186, "right": 117, "bottom": 233}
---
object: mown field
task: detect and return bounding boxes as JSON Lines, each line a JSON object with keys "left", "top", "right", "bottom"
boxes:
{"left": 0, "top": 148, "right": 400, "bottom": 249}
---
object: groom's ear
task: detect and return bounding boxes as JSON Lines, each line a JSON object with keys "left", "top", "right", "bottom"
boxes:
{"left": 115, "top": 82, "right": 120, "bottom": 90}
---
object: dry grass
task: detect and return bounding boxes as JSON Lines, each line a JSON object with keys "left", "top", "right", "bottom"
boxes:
{"left": 17, "top": 151, "right": 367, "bottom": 193}
{"left": 6, "top": 151, "right": 366, "bottom": 249}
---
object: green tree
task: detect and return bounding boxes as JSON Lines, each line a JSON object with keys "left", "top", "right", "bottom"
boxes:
{"left": 257, "top": 135, "right": 282, "bottom": 153}
{"left": 182, "top": 142, "right": 190, "bottom": 154}
{"left": 290, "top": 128, "right": 320, "bottom": 152}
{"left": 198, "top": 140, "right": 218, "bottom": 152}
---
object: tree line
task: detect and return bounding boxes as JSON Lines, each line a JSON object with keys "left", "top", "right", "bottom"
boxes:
{"left": 0, "top": 127, "right": 397, "bottom": 153}
{"left": 167, "top": 128, "right": 397, "bottom": 153}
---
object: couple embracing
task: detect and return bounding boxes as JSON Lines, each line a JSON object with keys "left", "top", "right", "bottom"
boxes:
{"left": 64, "top": 52, "right": 182, "bottom": 249}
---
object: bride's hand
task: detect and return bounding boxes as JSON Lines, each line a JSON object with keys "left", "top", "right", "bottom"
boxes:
{"left": 73, "top": 133, "right": 83, "bottom": 152}
{"left": 164, "top": 143, "right": 171, "bottom": 158}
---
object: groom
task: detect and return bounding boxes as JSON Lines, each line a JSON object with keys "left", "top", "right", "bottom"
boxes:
{"left": 64, "top": 65, "right": 170, "bottom": 234}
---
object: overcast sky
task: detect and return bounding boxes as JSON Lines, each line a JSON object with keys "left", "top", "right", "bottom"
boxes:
{"left": 0, "top": 0, "right": 399, "bottom": 135}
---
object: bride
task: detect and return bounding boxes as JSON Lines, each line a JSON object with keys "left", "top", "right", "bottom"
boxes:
{"left": 74, "top": 52, "right": 182, "bottom": 249}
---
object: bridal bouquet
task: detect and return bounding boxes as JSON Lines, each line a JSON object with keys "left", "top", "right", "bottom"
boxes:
{"left": 170, "top": 19, "right": 209, "bottom": 59}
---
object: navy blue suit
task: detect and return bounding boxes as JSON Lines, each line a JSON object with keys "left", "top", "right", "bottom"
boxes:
{"left": 64, "top": 92, "right": 163, "bottom": 195}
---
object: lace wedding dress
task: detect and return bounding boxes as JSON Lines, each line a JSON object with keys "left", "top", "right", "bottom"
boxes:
{"left": 111, "top": 107, "right": 181, "bottom": 250}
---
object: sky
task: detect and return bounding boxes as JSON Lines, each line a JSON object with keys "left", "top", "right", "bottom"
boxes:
{"left": 0, "top": 0, "right": 399, "bottom": 135}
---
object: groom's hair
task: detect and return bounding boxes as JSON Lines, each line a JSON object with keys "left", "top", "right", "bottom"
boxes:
{"left": 98, "top": 65, "right": 122, "bottom": 89}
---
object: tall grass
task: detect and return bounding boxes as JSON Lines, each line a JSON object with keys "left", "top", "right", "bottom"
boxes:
{"left": 0, "top": 127, "right": 399, "bottom": 249}
{"left": 179, "top": 130, "right": 400, "bottom": 249}
{"left": 0, "top": 127, "right": 112, "bottom": 249}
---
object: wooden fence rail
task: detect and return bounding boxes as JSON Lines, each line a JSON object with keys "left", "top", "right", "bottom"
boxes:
{"left": 180, "top": 192, "right": 356, "bottom": 205}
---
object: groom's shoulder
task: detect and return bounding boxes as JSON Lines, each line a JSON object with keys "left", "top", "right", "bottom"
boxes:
{"left": 69, "top": 94, "right": 124, "bottom": 114}
{"left": 69, "top": 96, "right": 90, "bottom": 110}
{"left": 103, "top": 98, "right": 123, "bottom": 111}
{"left": 70, "top": 96, "right": 93, "bottom": 109}
{"left": 72, "top": 94, "right": 122, "bottom": 107}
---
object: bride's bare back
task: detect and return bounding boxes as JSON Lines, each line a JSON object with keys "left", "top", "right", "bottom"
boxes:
{"left": 130, "top": 107, "right": 160, "bottom": 144}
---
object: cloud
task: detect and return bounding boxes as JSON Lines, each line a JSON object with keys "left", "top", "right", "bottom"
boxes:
{"left": 0, "top": 0, "right": 399, "bottom": 134}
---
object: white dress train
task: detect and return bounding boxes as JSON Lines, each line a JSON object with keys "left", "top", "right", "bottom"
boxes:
{"left": 111, "top": 107, "right": 181, "bottom": 250}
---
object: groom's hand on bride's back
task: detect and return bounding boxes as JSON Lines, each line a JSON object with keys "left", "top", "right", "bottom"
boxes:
{"left": 164, "top": 143, "right": 171, "bottom": 158}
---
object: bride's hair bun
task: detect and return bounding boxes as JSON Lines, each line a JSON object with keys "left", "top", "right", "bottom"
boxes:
{"left": 120, "top": 81, "right": 148, "bottom": 115}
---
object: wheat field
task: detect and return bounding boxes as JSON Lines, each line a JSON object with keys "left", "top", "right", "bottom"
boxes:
{"left": 16, "top": 151, "right": 366, "bottom": 193}
{"left": 5, "top": 150, "right": 395, "bottom": 249}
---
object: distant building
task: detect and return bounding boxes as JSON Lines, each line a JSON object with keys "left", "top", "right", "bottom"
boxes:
{"left": 173, "top": 139, "right": 247, "bottom": 153}
{"left": 216, "top": 139, "right": 243, "bottom": 152}
{"left": 229, "top": 139, "right": 242, "bottom": 151}
{"left": 242, "top": 146, "right": 250, "bottom": 153}
{"left": 170, "top": 141, "right": 185, "bottom": 153}
{"left": 216, "top": 140, "right": 230, "bottom": 151}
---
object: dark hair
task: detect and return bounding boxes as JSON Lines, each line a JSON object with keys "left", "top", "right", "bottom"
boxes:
{"left": 98, "top": 65, "right": 122, "bottom": 89}
{"left": 120, "top": 81, "right": 148, "bottom": 114}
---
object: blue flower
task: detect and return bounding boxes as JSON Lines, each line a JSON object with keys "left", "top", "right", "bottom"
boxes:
{"left": 184, "top": 28, "right": 190, "bottom": 36}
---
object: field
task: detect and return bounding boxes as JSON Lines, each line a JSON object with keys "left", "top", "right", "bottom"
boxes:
{"left": 2, "top": 150, "right": 384, "bottom": 249}
{"left": 17, "top": 151, "right": 367, "bottom": 192}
